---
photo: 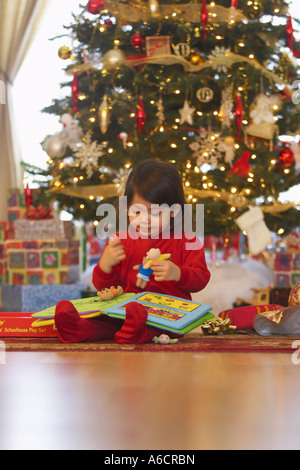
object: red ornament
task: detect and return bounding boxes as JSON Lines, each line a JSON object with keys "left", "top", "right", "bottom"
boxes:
{"left": 72, "top": 72, "right": 79, "bottom": 112}
{"left": 231, "top": 0, "right": 238, "bottom": 8}
{"left": 130, "top": 34, "right": 145, "bottom": 48}
{"left": 293, "top": 43, "right": 300, "bottom": 59}
{"left": 86, "top": 0, "right": 104, "bottom": 14}
{"left": 137, "top": 96, "right": 146, "bottom": 134}
{"left": 201, "top": 0, "right": 209, "bottom": 40}
{"left": 228, "top": 150, "right": 252, "bottom": 178}
{"left": 234, "top": 93, "right": 243, "bottom": 137}
{"left": 286, "top": 16, "right": 294, "bottom": 50}
{"left": 276, "top": 148, "right": 295, "bottom": 171}
{"left": 25, "top": 185, "right": 34, "bottom": 209}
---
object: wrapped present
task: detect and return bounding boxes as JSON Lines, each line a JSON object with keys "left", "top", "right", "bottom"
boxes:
{"left": 5, "top": 238, "right": 80, "bottom": 285}
{"left": 0, "top": 221, "right": 15, "bottom": 241}
{"left": 14, "top": 219, "right": 65, "bottom": 240}
{"left": 1, "top": 283, "right": 84, "bottom": 313}
{"left": 0, "top": 312, "right": 58, "bottom": 338}
{"left": 273, "top": 252, "right": 300, "bottom": 288}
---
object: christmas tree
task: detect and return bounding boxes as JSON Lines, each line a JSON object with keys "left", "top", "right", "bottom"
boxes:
{"left": 25, "top": 0, "right": 300, "bottom": 244}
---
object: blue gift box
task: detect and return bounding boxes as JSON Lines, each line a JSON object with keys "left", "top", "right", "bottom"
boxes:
{"left": 1, "top": 283, "right": 85, "bottom": 313}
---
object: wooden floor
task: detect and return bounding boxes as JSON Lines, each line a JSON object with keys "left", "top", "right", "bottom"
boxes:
{"left": 0, "top": 350, "right": 300, "bottom": 450}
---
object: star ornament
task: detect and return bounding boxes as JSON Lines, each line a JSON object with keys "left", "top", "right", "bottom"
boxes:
{"left": 179, "top": 100, "right": 196, "bottom": 125}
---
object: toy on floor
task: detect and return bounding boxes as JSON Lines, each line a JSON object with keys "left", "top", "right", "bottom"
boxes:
{"left": 133, "top": 249, "right": 171, "bottom": 289}
{"left": 153, "top": 334, "right": 179, "bottom": 345}
{"left": 97, "top": 286, "right": 124, "bottom": 301}
{"left": 201, "top": 317, "right": 237, "bottom": 335}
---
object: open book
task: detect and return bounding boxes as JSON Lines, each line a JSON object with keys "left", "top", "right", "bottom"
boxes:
{"left": 32, "top": 292, "right": 213, "bottom": 335}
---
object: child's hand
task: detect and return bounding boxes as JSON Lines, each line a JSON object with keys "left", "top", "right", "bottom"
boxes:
{"left": 99, "top": 238, "right": 126, "bottom": 273}
{"left": 151, "top": 261, "right": 181, "bottom": 283}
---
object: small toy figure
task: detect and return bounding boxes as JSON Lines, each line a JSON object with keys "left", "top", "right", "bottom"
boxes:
{"left": 153, "top": 334, "right": 179, "bottom": 345}
{"left": 97, "top": 286, "right": 123, "bottom": 301}
{"left": 133, "top": 249, "right": 171, "bottom": 289}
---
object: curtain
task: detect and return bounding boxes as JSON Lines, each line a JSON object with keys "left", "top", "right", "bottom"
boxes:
{"left": 0, "top": 0, "right": 49, "bottom": 220}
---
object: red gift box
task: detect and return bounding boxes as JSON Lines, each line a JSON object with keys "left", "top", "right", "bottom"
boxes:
{"left": 0, "top": 312, "right": 58, "bottom": 337}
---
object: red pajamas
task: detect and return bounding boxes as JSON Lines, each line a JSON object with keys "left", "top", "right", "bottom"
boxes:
{"left": 55, "top": 232, "right": 211, "bottom": 344}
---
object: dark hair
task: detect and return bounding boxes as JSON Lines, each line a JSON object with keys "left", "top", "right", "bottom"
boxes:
{"left": 124, "top": 160, "right": 187, "bottom": 208}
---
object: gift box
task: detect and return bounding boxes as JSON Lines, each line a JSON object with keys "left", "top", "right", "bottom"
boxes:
{"left": 0, "top": 312, "right": 58, "bottom": 338}
{"left": 0, "top": 221, "right": 15, "bottom": 241}
{"left": 273, "top": 253, "right": 300, "bottom": 288}
{"left": 1, "top": 283, "right": 84, "bottom": 313}
{"left": 14, "top": 219, "right": 65, "bottom": 240}
{"left": 5, "top": 239, "right": 80, "bottom": 285}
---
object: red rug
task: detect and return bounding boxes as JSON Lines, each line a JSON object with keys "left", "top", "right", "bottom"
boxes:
{"left": 2, "top": 333, "right": 300, "bottom": 353}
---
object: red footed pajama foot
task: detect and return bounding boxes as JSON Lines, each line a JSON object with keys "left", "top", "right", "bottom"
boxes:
{"left": 55, "top": 300, "right": 83, "bottom": 343}
{"left": 114, "top": 302, "right": 150, "bottom": 344}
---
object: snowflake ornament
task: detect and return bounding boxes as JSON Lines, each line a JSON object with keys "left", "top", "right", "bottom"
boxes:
{"left": 71, "top": 132, "right": 106, "bottom": 179}
{"left": 113, "top": 167, "right": 132, "bottom": 194}
{"left": 189, "top": 129, "right": 224, "bottom": 167}
{"left": 208, "top": 46, "right": 231, "bottom": 73}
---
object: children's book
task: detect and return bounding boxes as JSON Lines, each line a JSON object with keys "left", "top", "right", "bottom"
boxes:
{"left": 31, "top": 292, "right": 213, "bottom": 335}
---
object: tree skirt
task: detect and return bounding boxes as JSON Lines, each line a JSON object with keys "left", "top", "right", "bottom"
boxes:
{"left": 2, "top": 333, "right": 300, "bottom": 353}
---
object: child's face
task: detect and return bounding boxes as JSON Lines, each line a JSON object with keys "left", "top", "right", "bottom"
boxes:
{"left": 128, "top": 194, "right": 172, "bottom": 238}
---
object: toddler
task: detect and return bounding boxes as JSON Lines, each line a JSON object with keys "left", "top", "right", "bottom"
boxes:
{"left": 55, "top": 160, "right": 211, "bottom": 344}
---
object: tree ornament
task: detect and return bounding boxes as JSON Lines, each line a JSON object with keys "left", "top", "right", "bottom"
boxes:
{"left": 179, "top": 100, "right": 195, "bottom": 125}
{"left": 156, "top": 96, "right": 165, "bottom": 126}
{"left": 219, "top": 88, "right": 233, "bottom": 130}
{"left": 234, "top": 93, "right": 243, "bottom": 137}
{"left": 286, "top": 16, "right": 294, "bottom": 51}
{"left": 102, "top": 48, "right": 126, "bottom": 70}
{"left": 201, "top": 0, "right": 209, "bottom": 40}
{"left": 174, "top": 43, "right": 191, "bottom": 58}
{"left": 99, "top": 95, "right": 111, "bottom": 134}
{"left": 231, "top": 0, "right": 238, "bottom": 8}
{"left": 246, "top": 93, "right": 280, "bottom": 141}
{"left": 228, "top": 150, "right": 252, "bottom": 177}
{"left": 137, "top": 96, "right": 146, "bottom": 134}
{"left": 290, "top": 141, "right": 300, "bottom": 173}
{"left": 276, "top": 148, "right": 295, "bottom": 171}
{"left": 58, "top": 45, "right": 72, "bottom": 60}
{"left": 149, "top": 0, "right": 160, "bottom": 18}
{"left": 131, "top": 33, "right": 145, "bottom": 49}
{"left": 42, "top": 134, "right": 67, "bottom": 159}
{"left": 60, "top": 114, "right": 83, "bottom": 146}
{"left": 189, "top": 129, "right": 224, "bottom": 167}
{"left": 190, "top": 51, "right": 204, "bottom": 66}
{"left": 119, "top": 132, "right": 129, "bottom": 149}
{"left": 70, "top": 132, "right": 106, "bottom": 179}
{"left": 219, "top": 136, "right": 236, "bottom": 166}
{"left": 72, "top": 72, "right": 79, "bottom": 112}
{"left": 208, "top": 46, "right": 231, "bottom": 73}
{"left": 86, "top": 0, "right": 104, "bottom": 14}
{"left": 196, "top": 87, "right": 214, "bottom": 103}
{"left": 25, "top": 184, "right": 34, "bottom": 209}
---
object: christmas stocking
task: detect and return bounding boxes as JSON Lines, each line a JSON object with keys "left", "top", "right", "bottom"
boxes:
{"left": 236, "top": 206, "right": 272, "bottom": 255}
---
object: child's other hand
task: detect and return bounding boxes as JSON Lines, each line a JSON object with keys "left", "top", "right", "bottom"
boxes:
{"left": 99, "top": 238, "right": 126, "bottom": 273}
{"left": 151, "top": 261, "right": 181, "bottom": 283}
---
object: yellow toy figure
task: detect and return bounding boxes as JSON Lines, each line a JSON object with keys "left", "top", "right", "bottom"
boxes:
{"left": 133, "top": 249, "right": 171, "bottom": 289}
{"left": 143, "top": 248, "right": 171, "bottom": 269}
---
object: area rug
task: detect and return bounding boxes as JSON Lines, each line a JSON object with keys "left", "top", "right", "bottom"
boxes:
{"left": 2, "top": 333, "right": 300, "bottom": 353}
